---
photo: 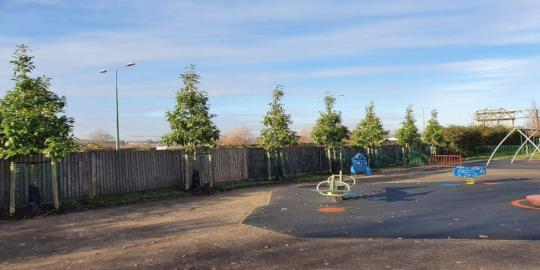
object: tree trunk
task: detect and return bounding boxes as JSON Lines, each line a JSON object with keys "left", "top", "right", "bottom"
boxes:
{"left": 267, "top": 151, "right": 272, "bottom": 180}
{"left": 327, "top": 148, "right": 332, "bottom": 174}
{"left": 184, "top": 154, "right": 191, "bottom": 190}
{"left": 280, "top": 150, "right": 287, "bottom": 181}
{"left": 9, "top": 162, "right": 15, "bottom": 215}
{"left": 367, "top": 147, "right": 372, "bottom": 168}
{"left": 338, "top": 149, "right": 343, "bottom": 173}
{"left": 50, "top": 160, "right": 61, "bottom": 210}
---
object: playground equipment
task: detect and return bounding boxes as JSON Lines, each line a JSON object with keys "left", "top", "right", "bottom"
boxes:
{"left": 452, "top": 127, "right": 540, "bottom": 185}
{"left": 511, "top": 195, "right": 540, "bottom": 211}
{"left": 350, "top": 153, "right": 371, "bottom": 176}
{"left": 453, "top": 166, "right": 487, "bottom": 184}
{"left": 486, "top": 128, "right": 540, "bottom": 166}
{"left": 483, "top": 127, "right": 540, "bottom": 208}
{"left": 316, "top": 170, "right": 356, "bottom": 197}
{"left": 526, "top": 195, "right": 540, "bottom": 207}
{"left": 317, "top": 153, "right": 371, "bottom": 198}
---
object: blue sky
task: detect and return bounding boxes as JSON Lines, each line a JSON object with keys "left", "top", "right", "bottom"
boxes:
{"left": 1, "top": 0, "right": 539, "bottom": 140}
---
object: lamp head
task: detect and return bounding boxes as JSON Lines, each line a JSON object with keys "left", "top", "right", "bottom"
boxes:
{"left": 99, "top": 69, "right": 107, "bottom": 74}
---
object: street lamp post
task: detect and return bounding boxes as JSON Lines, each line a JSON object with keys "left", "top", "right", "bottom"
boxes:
{"left": 100, "top": 62, "right": 136, "bottom": 151}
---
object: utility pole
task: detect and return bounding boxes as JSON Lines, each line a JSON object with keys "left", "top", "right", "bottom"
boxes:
{"left": 421, "top": 107, "right": 429, "bottom": 131}
{"left": 99, "top": 62, "right": 136, "bottom": 151}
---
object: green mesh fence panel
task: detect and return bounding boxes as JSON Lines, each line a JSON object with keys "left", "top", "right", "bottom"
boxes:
{"left": 475, "top": 144, "right": 539, "bottom": 160}
{"left": 14, "top": 162, "right": 53, "bottom": 208}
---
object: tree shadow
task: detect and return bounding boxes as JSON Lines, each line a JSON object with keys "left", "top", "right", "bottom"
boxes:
{"left": 361, "top": 186, "right": 432, "bottom": 202}
{"left": 480, "top": 177, "right": 530, "bottom": 184}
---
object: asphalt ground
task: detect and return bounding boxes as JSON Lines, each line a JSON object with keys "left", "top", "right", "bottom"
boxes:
{"left": 244, "top": 161, "right": 540, "bottom": 240}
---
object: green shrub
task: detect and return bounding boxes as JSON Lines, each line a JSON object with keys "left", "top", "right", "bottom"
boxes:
{"left": 441, "top": 125, "right": 519, "bottom": 156}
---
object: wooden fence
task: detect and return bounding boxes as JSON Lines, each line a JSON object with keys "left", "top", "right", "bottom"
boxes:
{"left": 0, "top": 151, "right": 184, "bottom": 210}
{"left": 0, "top": 145, "right": 431, "bottom": 210}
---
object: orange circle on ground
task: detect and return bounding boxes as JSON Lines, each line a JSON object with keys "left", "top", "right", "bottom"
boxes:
{"left": 511, "top": 199, "right": 540, "bottom": 211}
{"left": 318, "top": 207, "right": 346, "bottom": 213}
{"left": 526, "top": 195, "right": 540, "bottom": 206}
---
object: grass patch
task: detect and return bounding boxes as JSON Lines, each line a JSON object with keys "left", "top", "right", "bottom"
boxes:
{"left": 465, "top": 154, "right": 540, "bottom": 162}
{"left": 62, "top": 188, "right": 186, "bottom": 210}
{"left": 40, "top": 168, "right": 430, "bottom": 214}
{"left": 214, "top": 173, "right": 327, "bottom": 190}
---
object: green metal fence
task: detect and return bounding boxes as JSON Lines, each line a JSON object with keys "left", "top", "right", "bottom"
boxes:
{"left": 14, "top": 161, "right": 53, "bottom": 208}
{"left": 475, "top": 144, "right": 540, "bottom": 160}
{"left": 340, "top": 144, "right": 432, "bottom": 170}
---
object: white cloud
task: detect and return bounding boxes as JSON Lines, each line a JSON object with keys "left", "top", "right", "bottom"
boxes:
{"left": 2, "top": 1, "right": 540, "bottom": 77}
{"left": 14, "top": 0, "right": 63, "bottom": 5}
{"left": 438, "top": 58, "right": 534, "bottom": 79}
{"left": 2, "top": 1, "right": 540, "bottom": 138}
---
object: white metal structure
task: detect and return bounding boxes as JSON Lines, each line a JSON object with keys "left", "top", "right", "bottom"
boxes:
{"left": 486, "top": 128, "right": 540, "bottom": 166}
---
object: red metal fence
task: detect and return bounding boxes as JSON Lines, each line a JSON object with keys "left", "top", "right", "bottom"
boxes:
{"left": 429, "top": 154, "right": 463, "bottom": 167}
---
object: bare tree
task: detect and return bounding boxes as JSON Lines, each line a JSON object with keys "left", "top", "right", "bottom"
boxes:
{"left": 88, "top": 129, "right": 115, "bottom": 143}
{"left": 219, "top": 125, "right": 254, "bottom": 146}
{"left": 82, "top": 129, "right": 115, "bottom": 150}
{"left": 297, "top": 127, "right": 314, "bottom": 144}
{"left": 527, "top": 100, "right": 540, "bottom": 129}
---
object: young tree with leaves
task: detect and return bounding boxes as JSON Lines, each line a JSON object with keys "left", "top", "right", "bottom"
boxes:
{"left": 0, "top": 44, "right": 77, "bottom": 210}
{"left": 311, "top": 95, "right": 349, "bottom": 172}
{"left": 0, "top": 44, "right": 77, "bottom": 161}
{"left": 351, "top": 101, "right": 388, "bottom": 149}
{"left": 396, "top": 105, "right": 421, "bottom": 148}
{"left": 162, "top": 65, "right": 220, "bottom": 155}
{"left": 351, "top": 101, "right": 388, "bottom": 166}
{"left": 259, "top": 85, "right": 297, "bottom": 180}
{"left": 422, "top": 109, "right": 444, "bottom": 153}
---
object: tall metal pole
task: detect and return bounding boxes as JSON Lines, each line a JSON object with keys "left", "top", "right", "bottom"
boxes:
{"left": 100, "top": 62, "right": 134, "bottom": 151}
{"left": 422, "top": 107, "right": 426, "bottom": 131}
{"left": 422, "top": 108, "right": 425, "bottom": 130}
{"left": 115, "top": 68, "right": 120, "bottom": 151}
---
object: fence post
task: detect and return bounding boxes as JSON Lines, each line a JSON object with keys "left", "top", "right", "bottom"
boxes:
{"left": 208, "top": 154, "right": 214, "bottom": 188}
{"left": 90, "top": 152, "right": 97, "bottom": 197}
{"left": 184, "top": 154, "right": 191, "bottom": 191}
{"left": 50, "top": 161, "right": 60, "bottom": 210}
{"left": 319, "top": 148, "right": 323, "bottom": 173}
{"left": 9, "top": 162, "right": 16, "bottom": 215}
{"left": 243, "top": 148, "right": 249, "bottom": 180}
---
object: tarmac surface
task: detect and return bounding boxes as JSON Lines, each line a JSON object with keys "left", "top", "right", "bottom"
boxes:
{"left": 244, "top": 161, "right": 540, "bottom": 240}
{"left": 2, "top": 160, "right": 540, "bottom": 269}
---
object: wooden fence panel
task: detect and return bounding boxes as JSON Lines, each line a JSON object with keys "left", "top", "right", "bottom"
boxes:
{"left": 87, "top": 150, "right": 185, "bottom": 195}
{"left": 246, "top": 148, "right": 268, "bottom": 180}
{"left": 212, "top": 148, "right": 247, "bottom": 182}
{"left": 284, "top": 147, "right": 302, "bottom": 175}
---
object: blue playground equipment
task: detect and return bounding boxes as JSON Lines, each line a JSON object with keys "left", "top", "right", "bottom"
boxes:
{"left": 453, "top": 166, "right": 487, "bottom": 178}
{"left": 453, "top": 166, "right": 487, "bottom": 184}
{"left": 350, "top": 153, "right": 372, "bottom": 176}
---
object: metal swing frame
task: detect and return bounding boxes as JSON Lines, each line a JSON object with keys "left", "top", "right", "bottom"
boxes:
{"left": 486, "top": 128, "right": 540, "bottom": 167}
